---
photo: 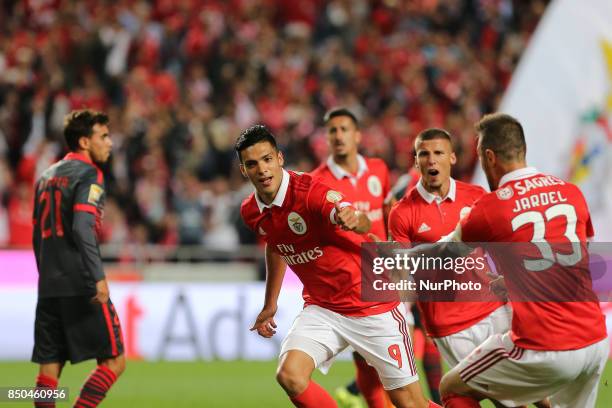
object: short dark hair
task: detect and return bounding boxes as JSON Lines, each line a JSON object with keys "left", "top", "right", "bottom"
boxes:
{"left": 475, "top": 113, "right": 526, "bottom": 162}
{"left": 323, "top": 107, "right": 358, "bottom": 127}
{"left": 414, "top": 128, "right": 453, "bottom": 150}
{"left": 64, "top": 109, "right": 109, "bottom": 152}
{"left": 235, "top": 125, "right": 278, "bottom": 162}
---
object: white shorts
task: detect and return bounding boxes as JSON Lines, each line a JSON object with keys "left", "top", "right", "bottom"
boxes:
{"left": 452, "top": 331, "right": 609, "bottom": 407}
{"left": 434, "top": 305, "right": 511, "bottom": 367}
{"left": 280, "top": 305, "right": 419, "bottom": 390}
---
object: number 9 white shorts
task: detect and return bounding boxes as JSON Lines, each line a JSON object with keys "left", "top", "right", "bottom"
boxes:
{"left": 279, "top": 304, "right": 419, "bottom": 390}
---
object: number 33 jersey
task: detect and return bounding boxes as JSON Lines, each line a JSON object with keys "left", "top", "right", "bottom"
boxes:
{"left": 457, "top": 167, "right": 606, "bottom": 350}
{"left": 32, "top": 152, "right": 106, "bottom": 297}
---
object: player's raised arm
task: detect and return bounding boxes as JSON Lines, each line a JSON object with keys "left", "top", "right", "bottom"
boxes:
{"left": 250, "top": 244, "right": 287, "bottom": 338}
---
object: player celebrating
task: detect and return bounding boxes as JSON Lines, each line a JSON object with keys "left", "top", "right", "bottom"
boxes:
{"left": 238, "top": 125, "right": 441, "bottom": 408}
{"left": 31, "top": 110, "right": 125, "bottom": 408}
{"left": 311, "top": 107, "right": 393, "bottom": 408}
{"left": 390, "top": 165, "right": 443, "bottom": 405}
{"left": 388, "top": 128, "right": 509, "bottom": 369}
{"left": 436, "top": 113, "right": 608, "bottom": 407}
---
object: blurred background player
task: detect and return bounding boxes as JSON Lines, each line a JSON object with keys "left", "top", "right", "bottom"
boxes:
{"left": 238, "top": 125, "right": 441, "bottom": 408}
{"left": 438, "top": 113, "right": 608, "bottom": 407}
{"left": 31, "top": 110, "right": 125, "bottom": 408}
{"left": 311, "top": 107, "right": 393, "bottom": 408}
{"left": 388, "top": 128, "right": 512, "bottom": 406}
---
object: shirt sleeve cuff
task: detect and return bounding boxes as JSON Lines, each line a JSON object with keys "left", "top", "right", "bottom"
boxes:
{"left": 330, "top": 201, "right": 352, "bottom": 224}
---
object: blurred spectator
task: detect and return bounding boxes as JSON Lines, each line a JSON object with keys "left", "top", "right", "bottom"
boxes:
{"left": 172, "top": 170, "right": 207, "bottom": 245}
{"left": 0, "top": 159, "right": 9, "bottom": 246}
{"left": 202, "top": 177, "right": 239, "bottom": 251}
{"left": 0, "top": 0, "right": 549, "bottom": 250}
{"left": 8, "top": 181, "right": 33, "bottom": 248}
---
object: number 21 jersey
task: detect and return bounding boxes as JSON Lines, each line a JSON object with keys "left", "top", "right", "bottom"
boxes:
{"left": 32, "top": 152, "right": 106, "bottom": 297}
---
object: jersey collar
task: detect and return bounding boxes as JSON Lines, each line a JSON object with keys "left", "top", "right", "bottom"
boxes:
{"left": 498, "top": 167, "right": 539, "bottom": 188}
{"left": 416, "top": 177, "right": 456, "bottom": 204}
{"left": 255, "top": 169, "right": 290, "bottom": 213}
{"left": 64, "top": 152, "right": 94, "bottom": 165}
{"left": 326, "top": 154, "right": 368, "bottom": 184}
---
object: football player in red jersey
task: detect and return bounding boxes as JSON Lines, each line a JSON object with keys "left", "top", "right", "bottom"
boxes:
{"left": 436, "top": 113, "right": 608, "bottom": 408}
{"left": 388, "top": 128, "right": 512, "bottom": 406}
{"left": 311, "top": 108, "right": 394, "bottom": 408}
{"left": 389, "top": 160, "right": 443, "bottom": 405}
{"left": 389, "top": 129, "right": 510, "bottom": 363}
{"left": 312, "top": 108, "right": 393, "bottom": 239}
{"left": 238, "top": 125, "right": 441, "bottom": 408}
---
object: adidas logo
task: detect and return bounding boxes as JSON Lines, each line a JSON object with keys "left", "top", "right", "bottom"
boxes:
{"left": 417, "top": 223, "right": 431, "bottom": 233}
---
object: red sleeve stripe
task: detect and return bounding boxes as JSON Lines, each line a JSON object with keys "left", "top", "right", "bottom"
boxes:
{"left": 74, "top": 204, "right": 97, "bottom": 214}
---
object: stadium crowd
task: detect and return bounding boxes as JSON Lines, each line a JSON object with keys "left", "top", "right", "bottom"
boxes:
{"left": 0, "top": 0, "right": 548, "bottom": 251}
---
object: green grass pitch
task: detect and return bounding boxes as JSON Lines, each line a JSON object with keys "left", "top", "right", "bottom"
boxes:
{"left": 0, "top": 360, "right": 610, "bottom": 407}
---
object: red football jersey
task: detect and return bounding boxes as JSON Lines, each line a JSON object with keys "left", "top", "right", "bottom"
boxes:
{"left": 389, "top": 178, "right": 504, "bottom": 337}
{"left": 241, "top": 169, "right": 398, "bottom": 317}
{"left": 311, "top": 155, "right": 391, "bottom": 239}
{"left": 459, "top": 167, "right": 606, "bottom": 350}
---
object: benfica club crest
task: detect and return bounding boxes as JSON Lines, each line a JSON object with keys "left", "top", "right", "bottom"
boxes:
{"left": 367, "top": 175, "right": 382, "bottom": 197}
{"left": 496, "top": 187, "right": 514, "bottom": 201}
{"left": 288, "top": 212, "right": 307, "bottom": 235}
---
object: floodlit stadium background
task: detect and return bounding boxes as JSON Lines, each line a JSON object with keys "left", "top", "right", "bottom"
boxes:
{"left": 1, "top": 0, "right": 611, "bottom": 406}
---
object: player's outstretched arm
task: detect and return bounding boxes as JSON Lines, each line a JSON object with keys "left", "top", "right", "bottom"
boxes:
{"left": 250, "top": 244, "right": 287, "bottom": 338}
{"left": 334, "top": 202, "right": 371, "bottom": 234}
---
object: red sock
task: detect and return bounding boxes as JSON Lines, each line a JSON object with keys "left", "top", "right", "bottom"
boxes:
{"left": 73, "top": 365, "right": 117, "bottom": 408}
{"left": 423, "top": 340, "right": 442, "bottom": 403}
{"left": 354, "top": 355, "right": 387, "bottom": 408}
{"left": 290, "top": 381, "right": 337, "bottom": 408}
{"left": 35, "top": 374, "right": 58, "bottom": 408}
{"left": 441, "top": 393, "right": 480, "bottom": 408}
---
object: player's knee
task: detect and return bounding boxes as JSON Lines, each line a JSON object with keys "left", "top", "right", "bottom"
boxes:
{"left": 113, "top": 355, "right": 126, "bottom": 377}
{"left": 276, "top": 365, "right": 309, "bottom": 396}
{"left": 103, "top": 354, "right": 126, "bottom": 378}
{"left": 439, "top": 371, "right": 461, "bottom": 397}
{"left": 439, "top": 374, "right": 452, "bottom": 397}
{"left": 388, "top": 383, "right": 428, "bottom": 408}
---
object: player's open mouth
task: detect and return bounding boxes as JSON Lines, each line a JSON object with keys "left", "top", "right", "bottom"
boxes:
{"left": 260, "top": 176, "right": 273, "bottom": 187}
{"left": 428, "top": 169, "right": 439, "bottom": 176}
